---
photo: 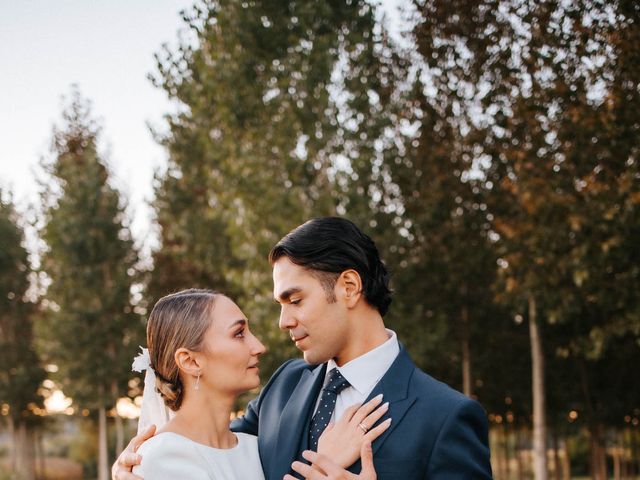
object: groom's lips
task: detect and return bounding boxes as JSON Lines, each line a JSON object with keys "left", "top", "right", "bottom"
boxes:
{"left": 292, "top": 334, "right": 308, "bottom": 345}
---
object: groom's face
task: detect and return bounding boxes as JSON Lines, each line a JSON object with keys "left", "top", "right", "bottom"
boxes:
{"left": 273, "top": 257, "right": 350, "bottom": 365}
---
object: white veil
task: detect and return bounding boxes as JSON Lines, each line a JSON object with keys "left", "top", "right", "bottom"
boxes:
{"left": 131, "top": 347, "right": 175, "bottom": 434}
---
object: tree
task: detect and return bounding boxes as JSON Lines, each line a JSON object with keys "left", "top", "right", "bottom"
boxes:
{"left": 149, "top": 0, "right": 404, "bottom": 378}
{"left": 413, "top": 1, "right": 639, "bottom": 478}
{"left": 39, "top": 90, "right": 142, "bottom": 480}
{"left": 0, "top": 191, "right": 46, "bottom": 480}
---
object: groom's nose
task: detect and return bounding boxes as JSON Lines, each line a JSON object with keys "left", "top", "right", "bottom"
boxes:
{"left": 278, "top": 306, "right": 296, "bottom": 331}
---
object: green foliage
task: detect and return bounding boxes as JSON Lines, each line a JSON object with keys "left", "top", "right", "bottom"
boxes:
{"left": 413, "top": 0, "right": 640, "bottom": 430}
{"left": 39, "top": 89, "right": 143, "bottom": 410}
{"left": 0, "top": 192, "right": 46, "bottom": 423}
{"left": 148, "top": 0, "right": 404, "bottom": 377}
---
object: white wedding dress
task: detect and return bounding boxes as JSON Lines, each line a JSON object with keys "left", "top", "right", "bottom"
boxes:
{"left": 133, "top": 431, "right": 265, "bottom": 480}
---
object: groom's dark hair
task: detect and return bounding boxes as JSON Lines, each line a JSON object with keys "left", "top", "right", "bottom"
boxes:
{"left": 269, "top": 217, "right": 392, "bottom": 316}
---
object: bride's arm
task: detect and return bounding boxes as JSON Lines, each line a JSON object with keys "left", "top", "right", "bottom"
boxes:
{"left": 315, "top": 395, "right": 391, "bottom": 469}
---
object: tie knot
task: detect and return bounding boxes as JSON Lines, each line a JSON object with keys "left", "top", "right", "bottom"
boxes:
{"left": 324, "top": 369, "right": 350, "bottom": 394}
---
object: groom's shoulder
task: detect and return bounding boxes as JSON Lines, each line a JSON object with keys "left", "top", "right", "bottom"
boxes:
{"left": 255, "top": 358, "right": 316, "bottom": 402}
{"left": 409, "top": 365, "right": 486, "bottom": 422}
{"left": 269, "top": 358, "right": 314, "bottom": 384}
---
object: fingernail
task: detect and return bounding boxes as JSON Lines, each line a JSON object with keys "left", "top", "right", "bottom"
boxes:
{"left": 301, "top": 450, "right": 313, "bottom": 460}
{"left": 381, "top": 402, "right": 389, "bottom": 410}
{"left": 375, "top": 393, "right": 383, "bottom": 401}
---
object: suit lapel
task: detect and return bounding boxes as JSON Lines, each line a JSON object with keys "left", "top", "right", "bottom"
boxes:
{"left": 271, "top": 363, "right": 326, "bottom": 480}
{"left": 351, "top": 346, "right": 417, "bottom": 472}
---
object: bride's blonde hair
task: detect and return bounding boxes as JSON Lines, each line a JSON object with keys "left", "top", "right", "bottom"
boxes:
{"left": 146, "top": 289, "right": 219, "bottom": 411}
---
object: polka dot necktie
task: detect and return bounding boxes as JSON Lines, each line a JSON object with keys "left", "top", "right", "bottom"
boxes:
{"left": 308, "top": 368, "right": 351, "bottom": 451}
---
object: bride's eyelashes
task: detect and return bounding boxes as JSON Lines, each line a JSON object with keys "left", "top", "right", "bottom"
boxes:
{"left": 234, "top": 328, "right": 245, "bottom": 338}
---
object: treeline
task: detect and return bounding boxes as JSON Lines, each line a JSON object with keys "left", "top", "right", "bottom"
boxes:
{"left": 0, "top": 1, "right": 638, "bottom": 480}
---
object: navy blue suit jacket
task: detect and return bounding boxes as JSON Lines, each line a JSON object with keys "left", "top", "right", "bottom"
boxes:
{"left": 231, "top": 347, "right": 492, "bottom": 479}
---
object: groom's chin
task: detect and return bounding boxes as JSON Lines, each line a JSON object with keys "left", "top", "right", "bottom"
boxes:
{"left": 302, "top": 350, "right": 327, "bottom": 366}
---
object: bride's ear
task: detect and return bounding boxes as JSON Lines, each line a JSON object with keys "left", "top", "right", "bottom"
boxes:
{"left": 175, "top": 348, "right": 202, "bottom": 377}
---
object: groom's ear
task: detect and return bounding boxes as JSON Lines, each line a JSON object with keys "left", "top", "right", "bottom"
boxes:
{"left": 337, "top": 269, "right": 363, "bottom": 308}
{"left": 174, "top": 348, "right": 202, "bottom": 376}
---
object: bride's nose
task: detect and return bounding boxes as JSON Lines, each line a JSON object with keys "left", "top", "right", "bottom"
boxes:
{"left": 250, "top": 332, "right": 266, "bottom": 355}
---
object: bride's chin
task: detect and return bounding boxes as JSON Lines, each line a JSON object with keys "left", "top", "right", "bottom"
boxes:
{"left": 248, "top": 377, "right": 261, "bottom": 390}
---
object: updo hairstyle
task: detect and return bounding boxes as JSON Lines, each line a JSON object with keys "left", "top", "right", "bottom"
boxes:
{"left": 146, "top": 289, "right": 219, "bottom": 411}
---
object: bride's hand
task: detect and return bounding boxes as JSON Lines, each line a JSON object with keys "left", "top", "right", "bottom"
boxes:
{"left": 284, "top": 441, "right": 377, "bottom": 480}
{"left": 316, "top": 394, "right": 391, "bottom": 469}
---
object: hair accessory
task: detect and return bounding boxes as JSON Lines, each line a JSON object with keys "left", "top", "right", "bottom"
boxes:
{"left": 132, "top": 347, "right": 175, "bottom": 434}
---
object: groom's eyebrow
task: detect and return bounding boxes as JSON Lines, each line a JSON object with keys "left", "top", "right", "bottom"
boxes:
{"left": 274, "top": 287, "right": 302, "bottom": 303}
{"left": 228, "top": 319, "right": 247, "bottom": 328}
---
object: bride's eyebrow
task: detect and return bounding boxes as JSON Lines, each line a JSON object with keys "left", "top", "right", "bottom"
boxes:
{"left": 228, "top": 319, "right": 247, "bottom": 329}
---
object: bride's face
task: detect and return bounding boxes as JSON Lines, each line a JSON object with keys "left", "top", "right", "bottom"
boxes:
{"left": 198, "top": 296, "right": 266, "bottom": 394}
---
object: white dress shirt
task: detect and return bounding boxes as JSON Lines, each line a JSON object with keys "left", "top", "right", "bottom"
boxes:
{"left": 312, "top": 329, "right": 400, "bottom": 422}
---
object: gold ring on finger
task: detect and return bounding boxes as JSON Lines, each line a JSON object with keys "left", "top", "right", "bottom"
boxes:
{"left": 358, "top": 422, "right": 369, "bottom": 434}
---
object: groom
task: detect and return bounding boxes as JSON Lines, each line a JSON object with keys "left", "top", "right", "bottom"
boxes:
{"left": 114, "top": 217, "right": 492, "bottom": 479}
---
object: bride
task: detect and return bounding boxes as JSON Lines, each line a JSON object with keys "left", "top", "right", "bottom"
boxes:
{"left": 119, "top": 289, "right": 387, "bottom": 480}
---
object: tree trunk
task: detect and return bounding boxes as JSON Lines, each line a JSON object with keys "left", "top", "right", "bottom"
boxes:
{"left": 13, "top": 419, "right": 36, "bottom": 480}
{"left": 589, "top": 422, "right": 607, "bottom": 480}
{"left": 613, "top": 437, "right": 621, "bottom": 480}
{"left": 529, "top": 295, "right": 548, "bottom": 480}
{"left": 552, "top": 429, "right": 561, "bottom": 480}
{"left": 619, "top": 430, "right": 628, "bottom": 480}
{"left": 115, "top": 411, "right": 125, "bottom": 456}
{"left": 8, "top": 415, "right": 16, "bottom": 472}
{"left": 98, "top": 405, "right": 109, "bottom": 480}
{"left": 561, "top": 437, "right": 571, "bottom": 480}
{"left": 112, "top": 381, "right": 125, "bottom": 455}
{"left": 516, "top": 427, "right": 525, "bottom": 480}
{"left": 502, "top": 423, "right": 511, "bottom": 479}
{"left": 461, "top": 303, "right": 472, "bottom": 397}
{"left": 37, "top": 430, "right": 46, "bottom": 480}
{"left": 631, "top": 427, "right": 639, "bottom": 477}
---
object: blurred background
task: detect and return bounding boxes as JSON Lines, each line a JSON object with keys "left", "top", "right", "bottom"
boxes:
{"left": 0, "top": 0, "right": 638, "bottom": 479}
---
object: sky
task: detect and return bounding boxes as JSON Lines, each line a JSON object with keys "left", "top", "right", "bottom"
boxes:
{"left": 0, "top": 0, "right": 408, "bottom": 413}
{"left": 0, "top": 0, "right": 408, "bottom": 257}
{"left": 0, "top": 0, "right": 193, "bottom": 252}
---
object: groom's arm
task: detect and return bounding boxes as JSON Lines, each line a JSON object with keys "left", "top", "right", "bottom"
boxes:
{"left": 230, "top": 358, "right": 300, "bottom": 435}
{"left": 111, "top": 425, "right": 156, "bottom": 480}
{"left": 230, "top": 395, "right": 260, "bottom": 435}
{"left": 427, "top": 398, "right": 492, "bottom": 479}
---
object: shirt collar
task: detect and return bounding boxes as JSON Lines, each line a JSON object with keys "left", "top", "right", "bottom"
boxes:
{"left": 326, "top": 329, "right": 400, "bottom": 395}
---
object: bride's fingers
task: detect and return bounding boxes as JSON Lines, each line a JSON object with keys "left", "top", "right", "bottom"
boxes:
{"left": 364, "top": 418, "right": 392, "bottom": 443}
{"left": 359, "top": 402, "right": 389, "bottom": 430}
{"left": 350, "top": 395, "right": 383, "bottom": 425}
